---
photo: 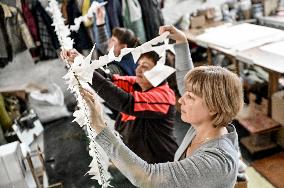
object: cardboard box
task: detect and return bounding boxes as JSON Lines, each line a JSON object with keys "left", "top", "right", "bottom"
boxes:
{"left": 0, "top": 141, "right": 27, "bottom": 187}
{"left": 272, "top": 91, "right": 284, "bottom": 126}
{"left": 276, "top": 126, "right": 284, "bottom": 148}
{"left": 190, "top": 15, "right": 206, "bottom": 29}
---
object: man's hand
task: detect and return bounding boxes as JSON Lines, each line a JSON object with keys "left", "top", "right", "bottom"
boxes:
{"left": 159, "top": 25, "right": 187, "bottom": 44}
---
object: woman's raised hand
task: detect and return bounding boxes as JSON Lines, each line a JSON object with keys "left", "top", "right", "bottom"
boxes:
{"left": 159, "top": 25, "right": 187, "bottom": 44}
{"left": 96, "top": 6, "right": 106, "bottom": 25}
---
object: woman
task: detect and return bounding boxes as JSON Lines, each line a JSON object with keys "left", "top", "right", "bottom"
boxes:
{"left": 95, "top": 6, "right": 140, "bottom": 76}
{"left": 64, "top": 7, "right": 140, "bottom": 76}
{"left": 81, "top": 26, "right": 243, "bottom": 188}
{"left": 88, "top": 50, "right": 179, "bottom": 164}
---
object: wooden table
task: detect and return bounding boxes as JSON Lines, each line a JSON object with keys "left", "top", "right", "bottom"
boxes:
{"left": 184, "top": 23, "right": 284, "bottom": 116}
{"left": 236, "top": 46, "right": 284, "bottom": 116}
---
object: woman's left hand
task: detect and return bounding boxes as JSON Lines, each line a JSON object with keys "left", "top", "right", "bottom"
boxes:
{"left": 60, "top": 49, "right": 80, "bottom": 64}
{"left": 81, "top": 88, "right": 106, "bottom": 134}
{"left": 159, "top": 25, "right": 187, "bottom": 44}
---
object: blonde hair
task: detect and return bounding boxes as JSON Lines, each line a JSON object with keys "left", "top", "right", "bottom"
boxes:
{"left": 184, "top": 66, "right": 243, "bottom": 127}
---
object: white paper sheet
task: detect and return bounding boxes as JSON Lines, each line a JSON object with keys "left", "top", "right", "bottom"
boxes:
{"left": 144, "top": 63, "right": 176, "bottom": 87}
{"left": 260, "top": 41, "right": 284, "bottom": 57}
{"left": 196, "top": 23, "right": 284, "bottom": 50}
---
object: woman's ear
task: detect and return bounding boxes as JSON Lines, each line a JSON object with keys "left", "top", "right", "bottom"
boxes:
{"left": 209, "top": 110, "right": 217, "bottom": 116}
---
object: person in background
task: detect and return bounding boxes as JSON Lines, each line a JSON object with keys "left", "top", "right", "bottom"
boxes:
{"left": 81, "top": 25, "right": 243, "bottom": 188}
{"left": 64, "top": 6, "right": 140, "bottom": 76}
{"left": 63, "top": 6, "right": 142, "bottom": 122}
{"left": 95, "top": 6, "right": 140, "bottom": 76}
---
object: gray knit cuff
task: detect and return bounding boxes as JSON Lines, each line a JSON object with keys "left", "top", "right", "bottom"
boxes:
{"left": 95, "top": 126, "right": 120, "bottom": 154}
{"left": 174, "top": 43, "right": 193, "bottom": 71}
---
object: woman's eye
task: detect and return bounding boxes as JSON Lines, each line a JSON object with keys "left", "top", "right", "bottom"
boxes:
{"left": 187, "top": 93, "right": 195, "bottom": 100}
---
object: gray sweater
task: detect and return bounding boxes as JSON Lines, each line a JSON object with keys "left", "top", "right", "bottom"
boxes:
{"left": 95, "top": 124, "right": 238, "bottom": 188}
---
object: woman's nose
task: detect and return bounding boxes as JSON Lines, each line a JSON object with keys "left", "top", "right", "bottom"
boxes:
{"left": 178, "top": 95, "right": 184, "bottom": 104}
{"left": 136, "top": 65, "right": 142, "bottom": 72}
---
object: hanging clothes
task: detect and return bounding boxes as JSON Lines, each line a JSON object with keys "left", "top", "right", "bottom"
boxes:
{"left": 21, "top": 0, "right": 40, "bottom": 45}
{"left": 67, "top": 0, "right": 93, "bottom": 52}
{"left": 32, "top": 1, "right": 58, "bottom": 59}
{"left": 81, "top": 0, "right": 95, "bottom": 43}
{"left": 82, "top": 0, "right": 93, "bottom": 27}
{"left": 21, "top": 0, "right": 40, "bottom": 61}
{"left": 0, "top": 24, "right": 9, "bottom": 64}
{"left": 0, "top": 5, "right": 12, "bottom": 67}
{"left": 122, "top": 0, "right": 146, "bottom": 43}
{"left": 61, "top": 0, "right": 68, "bottom": 24}
{"left": 105, "top": 0, "right": 123, "bottom": 30}
{"left": 138, "top": 0, "right": 164, "bottom": 40}
{"left": 0, "top": 3, "right": 35, "bottom": 55}
{"left": 0, "top": 0, "right": 22, "bottom": 10}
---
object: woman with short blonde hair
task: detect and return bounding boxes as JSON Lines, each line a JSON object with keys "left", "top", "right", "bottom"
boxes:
{"left": 184, "top": 66, "right": 243, "bottom": 128}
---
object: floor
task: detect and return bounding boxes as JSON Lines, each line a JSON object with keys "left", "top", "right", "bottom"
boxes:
{"left": 246, "top": 167, "right": 274, "bottom": 188}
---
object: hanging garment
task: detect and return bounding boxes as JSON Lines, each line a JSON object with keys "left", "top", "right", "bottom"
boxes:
{"left": 21, "top": 0, "right": 40, "bottom": 44}
{"left": 82, "top": 0, "right": 93, "bottom": 27}
{"left": 0, "top": 7, "right": 9, "bottom": 67}
{"left": 67, "top": 0, "right": 93, "bottom": 52}
{"left": 61, "top": 0, "right": 68, "bottom": 23}
{"left": 21, "top": 0, "right": 40, "bottom": 61}
{"left": 0, "top": 0, "right": 22, "bottom": 10}
{"left": 0, "top": 5, "right": 12, "bottom": 68}
{"left": 0, "top": 24, "right": 8, "bottom": 60}
{"left": 105, "top": 0, "right": 123, "bottom": 30}
{"left": 0, "top": 3, "right": 35, "bottom": 55}
{"left": 0, "top": 29, "right": 10, "bottom": 68}
{"left": 81, "top": 0, "right": 95, "bottom": 43}
{"left": 32, "top": 1, "right": 58, "bottom": 59}
{"left": 138, "top": 0, "right": 164, "bottom": 40}
{"left": 122, "top": 0, "right": 146, "bottom": 43}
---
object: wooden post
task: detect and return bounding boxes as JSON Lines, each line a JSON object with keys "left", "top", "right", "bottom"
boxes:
{"left": 26, "top": 153, "right": 42, "bottom": 188}
{"left": 268, "top": 71, "right": 280, "bottom": 116}
{"left": 207, "top": 48, "right": 212, "bottom": 65}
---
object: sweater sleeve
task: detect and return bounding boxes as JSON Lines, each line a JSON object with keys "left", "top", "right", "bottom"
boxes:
{"left": 95, "top": 127, "right": 238, "bottom": 188}
{"left": 174, "top": 42, "right": 194, "bottom": 95}
{"left": 96, "top": 24, "right": 109, "bottom": 55}
{"left": 92, "top": 71, "right": 170, "bottom": 118}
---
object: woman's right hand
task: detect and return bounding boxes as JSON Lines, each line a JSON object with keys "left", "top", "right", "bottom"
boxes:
{"left": 80, "top": 88, "right": 106, "bottom": 134}
{"left": 60, "top": 49, "right": 80, "bottom": 64}
{"left": 159, "top": 25, "right": 187, "bottom": 44}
